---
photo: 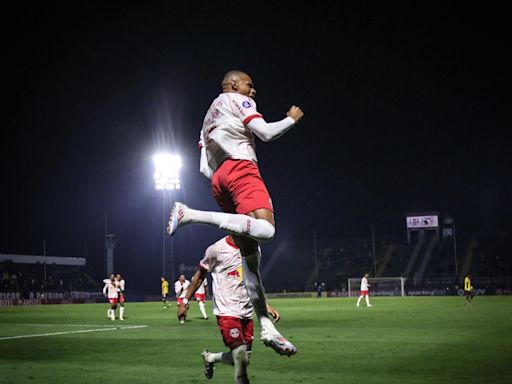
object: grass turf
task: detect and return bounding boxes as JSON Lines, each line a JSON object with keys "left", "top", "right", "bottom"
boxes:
{"left": 1, "top": 296, "right": 511, "bottom": 383}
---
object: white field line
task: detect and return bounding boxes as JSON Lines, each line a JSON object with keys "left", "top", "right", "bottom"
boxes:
{"left": 1, "top": 323, "right": 147, "bottom": 327}
{"left": 0, "top": 325, "right": 147, "bottom": 341}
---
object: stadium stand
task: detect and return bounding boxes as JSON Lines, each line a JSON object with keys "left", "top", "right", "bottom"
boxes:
{"left": 0, "top": 254, "right": 98, "bottom": 302}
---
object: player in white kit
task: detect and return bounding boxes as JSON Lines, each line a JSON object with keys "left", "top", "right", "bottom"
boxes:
{"left": 116, "top": 274, "right": 126, "bottom": 320}
{"left": 178, "top": 235, "right": 281, "bottom": 384}
{"left": 194, "top": 277, "right": 209, "bottom": 320}
{"left": 175, "top": 273, "right": 191, "bottom": 324}
{"left": 356, "top": 273, "right": 373, "bottom": 307}
{"left": 102, "top": 273, "right": 126, "bottom": 320}
{"left": 102, "top": 274, "right": 119, "bottom": 320}
{"left": 168, "top": 70, "right": 303, "bottom": 356}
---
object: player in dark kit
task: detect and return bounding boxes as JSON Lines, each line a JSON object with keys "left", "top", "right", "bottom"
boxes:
{"left": 463, "top": 274, "right": 475, "bottom": 306}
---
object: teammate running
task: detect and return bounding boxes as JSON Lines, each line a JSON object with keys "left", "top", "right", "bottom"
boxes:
{"left": 179, "top": 235, "right": 282, "bottom": 383}
{"left": 194, "top": 276, "right": 209, "bottom": 320}
{"left": 175, "top": 273, "right": 190, "bottom": 324}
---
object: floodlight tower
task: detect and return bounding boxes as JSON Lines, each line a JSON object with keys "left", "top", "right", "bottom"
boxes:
{"left": 153, "top": 153, "right": 182, "bottom": 281}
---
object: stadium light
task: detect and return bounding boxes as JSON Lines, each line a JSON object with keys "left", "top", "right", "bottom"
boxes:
{"left": 153, "top": 153, "right": 182, "bottom": 281}
{"left": 153, "top": 154, "right": 182, "bottom": 190}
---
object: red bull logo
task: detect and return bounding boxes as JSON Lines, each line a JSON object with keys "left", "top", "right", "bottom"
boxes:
{"left": 226, "top": 269, "right": 240, "bottom": 278}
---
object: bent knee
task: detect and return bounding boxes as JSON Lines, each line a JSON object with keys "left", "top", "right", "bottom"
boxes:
{"left": 232, "top": 344, "right": 248, "bottom": 363}
{"left": 256, "top": 219, "right": 275, "bottom": 241}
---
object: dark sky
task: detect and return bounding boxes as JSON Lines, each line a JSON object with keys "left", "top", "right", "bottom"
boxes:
{"left": 2, "top": 2, "right": 509, "bottom": 285}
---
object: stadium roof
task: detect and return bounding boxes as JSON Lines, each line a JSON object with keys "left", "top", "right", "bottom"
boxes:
{"left": 0, "top": 254, "right": 86, "bottom": 266}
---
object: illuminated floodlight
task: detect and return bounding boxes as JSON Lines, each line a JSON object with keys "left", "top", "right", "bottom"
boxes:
{"left": 153, "top": 153, "right": 182, "bottom": 190}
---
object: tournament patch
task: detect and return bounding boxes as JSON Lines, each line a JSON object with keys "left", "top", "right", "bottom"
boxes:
{"left": 242, "top": 100, "right": 251, "bottom": 108}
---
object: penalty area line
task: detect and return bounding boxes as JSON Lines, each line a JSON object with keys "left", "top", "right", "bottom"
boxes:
{"left": 0, "top": 325, "right": 147, "bottom": 341}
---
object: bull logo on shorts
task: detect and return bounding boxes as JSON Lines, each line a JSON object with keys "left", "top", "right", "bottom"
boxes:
{"left": 229, "top": 328, "right": 240, "bottom": 338}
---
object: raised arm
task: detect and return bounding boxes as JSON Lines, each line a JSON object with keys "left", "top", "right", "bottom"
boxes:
{"left": 247, "top": 106, "right": 304, "bottom": 142}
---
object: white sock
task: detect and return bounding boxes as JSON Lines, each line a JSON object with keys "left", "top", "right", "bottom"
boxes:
{"left": 357, "top": 296, "right": 362, "bottom": 305}
{"left": 120, "top": 307, "right": 125, "bottom": 318}
{"left": 366, "top": 296, "right": 370, "bottom": 306}
{"left": 198, "top": 301, "right": 208, "bottom": 318}
{"left": 209, "top": 352, "right": 234, "bottom": 365}
{"left": 107, "top": 309, "right": 111, "bottom": 317}
{"left": 186, "top": 208, "right": 275, "bottom": 242}
{"left": 232, "top": 345, "right": 249, "bottom": 383}
{"left": 241, "top": 250, "right": 275, "bottom": 333}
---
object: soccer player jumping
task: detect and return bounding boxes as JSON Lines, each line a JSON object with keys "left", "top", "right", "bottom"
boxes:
{"left": 168, "top": 70, "right": 303, "bottom": 356}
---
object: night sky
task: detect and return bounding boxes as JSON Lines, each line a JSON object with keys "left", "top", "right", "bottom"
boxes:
{"left": 2, "top": 2, "right": 509, "bottom": 287}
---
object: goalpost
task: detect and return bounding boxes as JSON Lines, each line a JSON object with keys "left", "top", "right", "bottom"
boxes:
{"left": 347, "top": 277, "right": 407, "bottom": 297}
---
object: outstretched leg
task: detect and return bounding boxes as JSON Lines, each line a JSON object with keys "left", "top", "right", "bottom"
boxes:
{"left": 167, "top": 203, "right": 275, "bottom": 241}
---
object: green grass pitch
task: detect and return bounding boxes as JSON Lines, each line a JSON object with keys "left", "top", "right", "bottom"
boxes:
{"left": 1, "top": 296, "right": 511, "bottom": 383}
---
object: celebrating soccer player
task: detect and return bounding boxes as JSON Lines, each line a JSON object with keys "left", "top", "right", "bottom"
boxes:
{"left": 167, "top": 69, "right": 303, "bottom": 356}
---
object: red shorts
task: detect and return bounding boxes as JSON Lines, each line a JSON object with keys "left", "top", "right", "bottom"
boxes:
{"left": 194, "top": 293, "right": 206, "bottom": 302}
{"left": 217, "top": 316, "right": 254, "bottom": 349}
{"left": 108, "top": 298, "right": 118, "bottom": 305}
{"left": 212, "top": 159, "right": 273, "bottom": 214}
{"left": 360, "top": 290, "right": 368, "bottom": 296}
{"left": 119, "top": 294, "right": 125, "bottom": 304}
{"left": 177, "top": 297, "right": 185, "bottom": 305}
